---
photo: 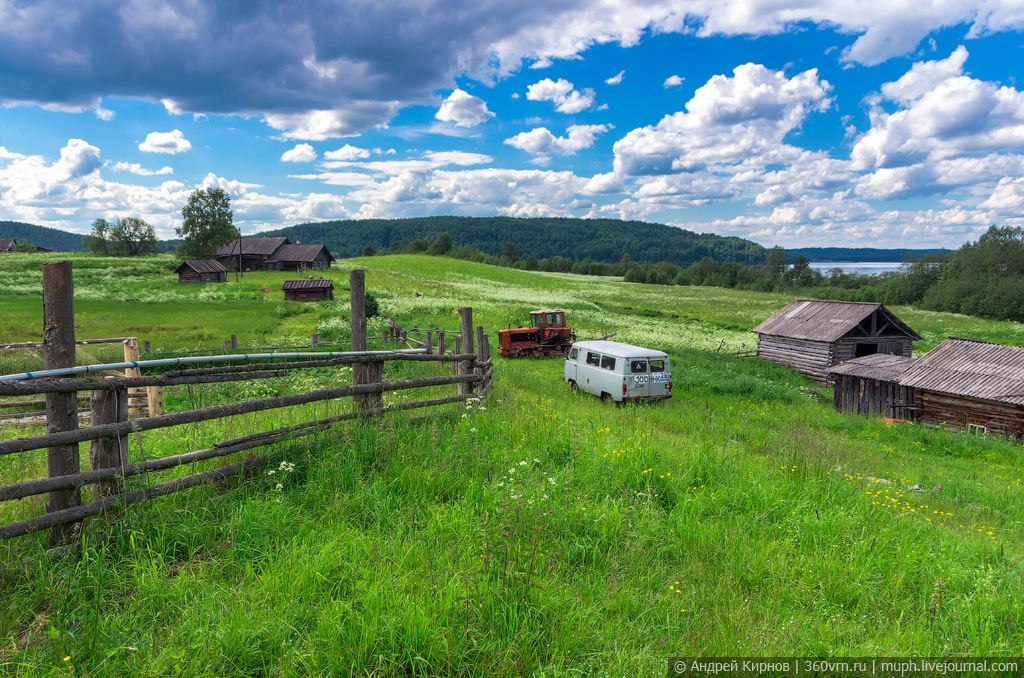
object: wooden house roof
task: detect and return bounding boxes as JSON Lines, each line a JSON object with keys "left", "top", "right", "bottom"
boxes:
{"left": 216, "top": 237, "right": 291, "bottom": 257}
{"left": 826, "top": 354, "right": 918, "bottom": 382}
{"left": 175, "top": 259, "right": 227, "bottom": 274}
{"left": 0, "top": 238, "right": 15, "bottom": 252}
{"left": 752, "top": 299, "right": 921, "bottom": 343}
{"left": 282, "top": 278, "right": 334, "bottom": 290}
{"left": 898, "top": 338, "right": 1024, "bottom": 405}
{"left": 265, "top": 243, "right": 335, "bottom": 264}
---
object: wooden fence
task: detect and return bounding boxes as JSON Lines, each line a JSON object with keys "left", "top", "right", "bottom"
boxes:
{"left": 0, "top": 264, "right": 493, "bottom": 548}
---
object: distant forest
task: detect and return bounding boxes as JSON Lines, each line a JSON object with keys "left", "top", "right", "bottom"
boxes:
{"left": 0, "top": 221, "right": 86, "bottom": 252}
{"left": 257, "top": 216, "right": 769, "bottom": 268}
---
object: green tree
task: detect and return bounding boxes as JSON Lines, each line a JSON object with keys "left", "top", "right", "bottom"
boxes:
{"left": 13, "top": 240, "right": 36, "bottom": 252}
{"left": 428, "top": 232, "right": 453, "bottom": 255}
{"left": 502, "top": 241, "right": 519, "bottom": 264}
{"left": 110, "top": 217, "right": 158, "bottom": 256}
{"left": 177, "top": 188, "right": 235, "bottom": 260}
{"left": 923, "top": 226, "right": 1024, "bottom": 321}
{"left": 765, "top": 246, "right": 786, "bottom": 280}
{"left": 363, "top": 244, "right": 376, "bottom": 257}
{"left": 524, "top": 253, "right": 539, "bottom": 270}
{"left": 84, "top": 218, "right": 111, "bottom": 254}
{"left": 792, "top": 254, "right": 810, "bottom": 273}
{"left": 389, "top": 241, "right": 401, "bottom": 254}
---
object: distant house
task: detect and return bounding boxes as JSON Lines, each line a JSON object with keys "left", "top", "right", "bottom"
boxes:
{"left": 34, "top": 245, "right": 55, "bottom": 253}
{"left": 282, "top": 278, "right": 334, "bottom": 301}
{"left": 262, "top": 243, "right": 334, "bottom": 271}
{"left": 827, "top": 353, "right": 918, "bottom": 419}
{"left": 752, "top": 299, "right": 921, "bottom": 383}
{"left": 175, "top": 259, "right": 227, "bottom": 284}
{"left": 215, "top": 237, "right": 291, "bottom": 271}
{"left": 0, "top": 238, "right": 16, "bottom": 253}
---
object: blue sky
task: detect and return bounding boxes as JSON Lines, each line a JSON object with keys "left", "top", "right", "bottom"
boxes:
{"left": 2, "top": 1, "right": 1024, "bottom": 249}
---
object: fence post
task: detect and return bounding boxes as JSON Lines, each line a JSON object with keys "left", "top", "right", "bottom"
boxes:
{"left": 123, "top": 338, "right": 145, "bottom": 418}
{"left": 459, "top": 307, "right": 474, "bottom": 396}
{"left": 437, "top": 330, "right": 445, "bottom": 356}
{"left": 474, "top": 325, "right": 485, "bottom": 385}
{"left": 481, "top": 334, "right": 492, "bottom": 393}
{"left": 90, "top": 384, "right": 128, "bottom": 497}
{"left": 42, "top": 260, "right": 81, "bottom": 547}
{"left": 350, "top": 269, "right": 368, "bottom": 413}
{"left": 231, "top": 334, "right": 238, "bottom": 350}
{"left": 452, "top": 337, "right": 461, "bottom": 375}
{"left": 425, "top": 331, "right": 433, "bottom": 355}
{"left": 311, "top": 333, "right": 318, "bottom": 348}
{"left": 143, "top": 340, "right": 151, "bottom": 354}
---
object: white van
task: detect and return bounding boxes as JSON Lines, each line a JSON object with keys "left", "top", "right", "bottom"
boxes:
{"left": 563, "top": 340, "right": 672, "bottom": 403}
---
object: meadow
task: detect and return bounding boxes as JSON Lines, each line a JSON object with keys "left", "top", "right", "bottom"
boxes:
{"left": 1, "top": 252, "right": 1023, "bottom": 676}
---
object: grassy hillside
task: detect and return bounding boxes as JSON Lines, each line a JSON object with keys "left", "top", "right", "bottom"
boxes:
{"left": 2, "top": 253, "right": 1023, "bottom": 674}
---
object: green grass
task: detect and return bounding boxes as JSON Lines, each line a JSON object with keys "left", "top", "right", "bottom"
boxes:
{"left": 2, "top": 253, "right": 1024, "bottom": 675}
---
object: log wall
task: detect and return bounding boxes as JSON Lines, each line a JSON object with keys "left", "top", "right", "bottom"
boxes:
{"left": 756, "top": 335, "right": 835, "bottom": 383}
{"left": 918, "top": 391, "right": 1024, "bottom": 438}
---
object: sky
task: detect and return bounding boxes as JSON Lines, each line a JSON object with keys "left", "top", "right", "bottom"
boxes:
{"left": 1, "top": 2, "right": 1024, "bottom": 249}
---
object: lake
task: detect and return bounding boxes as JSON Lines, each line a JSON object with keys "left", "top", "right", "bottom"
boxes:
{"left": 808, "top": 261, "right": 903, "bottom": 275}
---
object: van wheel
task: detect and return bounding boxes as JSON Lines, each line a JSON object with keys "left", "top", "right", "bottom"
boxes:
{"left": 600, "top": 392, "right": 612, "bottom": 404}
{"left": 569, "top": 380, "right": 579, "bottom": 392}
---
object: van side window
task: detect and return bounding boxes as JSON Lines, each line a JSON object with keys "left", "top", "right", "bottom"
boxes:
{"left": 601, "top": 356, "right": 616, "bottom": 370}
{"left": 630, "top": 360, "right": 647, "bottom": 373}
{"left": 586, "top": 352, "right": 600, "bottom": 366}
{"left": 649, "top": 359, "right": 665, "bottom": 373}
{"left": 568, "top": 347, "right": 579, "bottom": 360}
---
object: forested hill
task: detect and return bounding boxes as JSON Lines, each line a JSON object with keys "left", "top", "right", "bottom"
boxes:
{"left": 0, "top": 221, "right": 86, "bottom": 252}
{"left": 256, "top": 216, "right": 768, "bottom": 267}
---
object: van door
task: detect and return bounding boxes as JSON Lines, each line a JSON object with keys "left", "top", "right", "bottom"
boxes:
{"left": 564, "top": 346, "right": 579, "bottom": 385}
{"left": 648, "top": 358, "right": 670, "bottom": 398}
{"left": 628, "top": 358, "right": 650, "bottom": 399}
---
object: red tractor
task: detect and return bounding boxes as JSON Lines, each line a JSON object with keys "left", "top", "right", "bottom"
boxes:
{"left": 497, "top": 310, "right": 577, "bottom": 358}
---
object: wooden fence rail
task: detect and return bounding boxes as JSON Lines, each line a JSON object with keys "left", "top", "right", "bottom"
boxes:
{"left": 0, "top": 265, "right": 494, "bottom": 547}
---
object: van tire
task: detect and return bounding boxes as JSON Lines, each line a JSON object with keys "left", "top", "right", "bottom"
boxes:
{"left": 569, "top": 380, "right": 579, "bottom": 392}
{"left": 600, "top": 392, "right": 612, "bottom": 404}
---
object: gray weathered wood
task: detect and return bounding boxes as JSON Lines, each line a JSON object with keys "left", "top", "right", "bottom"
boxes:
{"left": 42, "top": 260, "right": 80, "bottom": 547}
{"left": 89, "top": 386, "right": 128, "bottom": 497}
{"left": 350, "top": 269, "right": 368, "bottom": 412}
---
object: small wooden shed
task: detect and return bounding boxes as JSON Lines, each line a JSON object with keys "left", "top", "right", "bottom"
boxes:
{"left": 752, "top": 299, "right": 921, "bottom": 383}
{"left": 827, "top": 353, "right": 918, "bottom": 419}
{"left": 0, "top": 238, "right": 15, "bottom": 253}
{"left": 175, "top": 259, "right": 227, "bottom": 284}
{"left": 283, "top": 278, "right": 334, "bottom": 301}
{"left": 898, "top": 338, "right": 1024, "bottom": 437}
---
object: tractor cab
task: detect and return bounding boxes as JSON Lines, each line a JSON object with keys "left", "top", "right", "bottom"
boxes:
{"left": 531, "top": 310, "right": 566, "bottom": 329}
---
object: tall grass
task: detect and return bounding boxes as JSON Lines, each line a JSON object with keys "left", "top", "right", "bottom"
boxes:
{"left": 1, "top": 253, "right": 1023, "bottom": 675}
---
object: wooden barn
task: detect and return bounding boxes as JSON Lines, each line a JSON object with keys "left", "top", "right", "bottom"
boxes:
{"left": 0, "top": 238, "right": 15, "bottom": 253}
{"left": 827, "top": 353, "right": 918, "bottom": 419}
{"left": 216, "top": 237, "right": 291, "bottom": 271}
{"left": 262, "top": 244, "right": 334, "bottom": 271}
{"left": 752, "top": 299, "right": 921, "bottom": 383}
{"left": 283, "top": 278, "right": 334, "bottom": 301}
{"left": 898, "top": 338, "right": 1024, "bottom": 438}
{"left": 175, "top": 259, "right": 227, "bottom": 284}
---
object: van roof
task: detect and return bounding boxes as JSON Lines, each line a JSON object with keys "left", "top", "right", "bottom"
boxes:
{"left": 572, "top": 340, "right": 668, "bottom": 359}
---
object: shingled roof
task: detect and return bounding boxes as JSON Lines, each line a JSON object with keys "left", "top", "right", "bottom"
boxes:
{"left": 282, "top": 278, "right": 333, "bottom": 290}
{"left": 175, "top": 260, "right": 227, "bottom": 274}
{"left": 0, "top": 238, "right": 15, "bottom": 252}
{"left": 216, "top": 237, "right": 291, "bottom": 257}
{"left": 898, "top": 338, "right": 1024, "bottom": 406}
{"left": 826, "top": 353, "right": 918, "bottom": 381}
{"left": 752, "top": 299, "right": 921, "bottom": 343}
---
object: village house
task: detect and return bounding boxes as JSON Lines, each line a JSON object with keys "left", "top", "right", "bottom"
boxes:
{"left": 262, "top": 243, "right": 335, "bottom": 271}
{"left": 175, "top": 259, "right": 228, "bottom": 284}
{"left": 215, "top": 237, "right": 291, "bottom": 271}
{"left": 752, "top": 299, "right": 921, "bottom": 383}
{"left": 215, "top": 237, "right": 334, "bottom": 272}
{"left": 0, "top": 238, "right": 16, "bottom": 253}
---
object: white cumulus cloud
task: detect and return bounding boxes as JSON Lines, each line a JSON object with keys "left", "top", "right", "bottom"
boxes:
{"left": 324, "top": 144, "right": 373, "bottom": 161}
{"left": 281, "top": 143, "right": 317, "bottom": 163}
{"left": 526, "top": 78, "right": 596, "bottom": 114}
{"left": 139, "top": 130, "right": 192, "bottom": 154}
{"left": 504, "top": 124, "right": 610, "bottom": 156}
{"left": 435, "top": 88, "right": 495, "bottom": 127}
{"left": 663, "top": 75, "right": 684, "bottom": 87}
{"left": 111, "top": 162, "right": 174, "bottom": 176}
{"left": 605, "top": 70, "right": 625, "bottom": 85}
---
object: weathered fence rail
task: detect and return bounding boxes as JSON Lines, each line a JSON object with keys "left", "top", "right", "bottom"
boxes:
{"left": 0, "top": 265, "right": 493, "bottom": 548}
